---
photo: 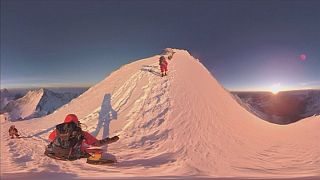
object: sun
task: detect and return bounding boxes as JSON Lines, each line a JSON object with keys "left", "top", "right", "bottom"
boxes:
{"left": 270, "top": 83, "right": 281, "bottom": 94}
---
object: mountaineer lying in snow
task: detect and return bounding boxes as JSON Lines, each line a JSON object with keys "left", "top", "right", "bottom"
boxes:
{"left": 44, "top": 114, "right": 119, "bottom": 161}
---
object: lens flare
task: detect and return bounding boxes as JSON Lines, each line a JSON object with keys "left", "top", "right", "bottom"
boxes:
{"left": 299, "top": 53, "right": 307, "bottom": 61}
{"left": 271, "top": 83, "right": 281, "bottom": 94}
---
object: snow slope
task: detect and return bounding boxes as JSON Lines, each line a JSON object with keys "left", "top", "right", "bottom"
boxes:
{"left": 1, "top": 49, "right": 319, "bottom": 179}
{"left": 2, "top": 88, "right": 78, "bottom": 120}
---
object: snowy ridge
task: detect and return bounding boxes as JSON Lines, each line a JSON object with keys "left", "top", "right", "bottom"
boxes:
{"left": 1, "top": 49, "right": 319, "bottom": 179}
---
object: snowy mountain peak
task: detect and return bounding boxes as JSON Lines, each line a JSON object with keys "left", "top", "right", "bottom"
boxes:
{"left": 1, "top": 49, "right": 319, "bottom": 178}
{"left": 29, "top": 88, "right": 52, "bottom": 95}
{"left": 2, "top": 88, "right": 78, "bottom": 120}
{"left": 25, "top": 88, "right": 45, "bottom": 97}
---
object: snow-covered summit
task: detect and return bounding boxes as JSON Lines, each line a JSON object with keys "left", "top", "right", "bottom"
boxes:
{"left": 1, "top": 49, "right": 319, "bottom": 179}
{"left": 2, "top": 88, "right": 78, "bottom": 120}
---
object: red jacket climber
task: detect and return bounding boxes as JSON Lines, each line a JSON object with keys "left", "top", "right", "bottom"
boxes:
{"left": 9, "top": 125, "right": 20, "bottom": 139}
{"left": 48, "top": 114, "right": 119, "bottom": 154}
{"left": 159, "top": 56, "right": 168, "bottom": 77}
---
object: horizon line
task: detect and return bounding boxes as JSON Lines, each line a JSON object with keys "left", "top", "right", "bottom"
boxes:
{"left": 2, "top": 86, "right": 320, "bottom": 92}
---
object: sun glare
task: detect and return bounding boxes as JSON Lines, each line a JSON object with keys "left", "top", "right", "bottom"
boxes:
{"left": 271, "top": 83, "right": 281, "bottom": 94}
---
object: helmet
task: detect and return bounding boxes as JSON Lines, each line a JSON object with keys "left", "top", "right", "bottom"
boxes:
{"left": 64, "top": 114, "right": 79, "bottom": 123}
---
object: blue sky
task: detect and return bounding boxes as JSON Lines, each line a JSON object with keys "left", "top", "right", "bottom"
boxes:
{"left": 1, "top": 0, "right": 320, "bottom": 91}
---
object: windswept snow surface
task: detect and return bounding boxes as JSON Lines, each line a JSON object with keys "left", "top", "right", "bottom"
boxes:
{"left": 1, "top": 49, "right": 319, "bottom": 179}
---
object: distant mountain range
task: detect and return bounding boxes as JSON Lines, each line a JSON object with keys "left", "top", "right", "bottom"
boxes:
{"left": 232, "top": 90, "right": 320, "bottom": 124}
{"left": 0, "top": 88, "right": 86, "bottom": 121}
{"left": 2, "top": 87, "right": 319, "bottom": 124}
{"left": 0, "top": 88, "right": 22, "bottom": 110}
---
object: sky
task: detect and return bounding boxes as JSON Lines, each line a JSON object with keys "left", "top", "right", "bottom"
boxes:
{"left": 1, "top": 0, "right": 320, "bottom": 91}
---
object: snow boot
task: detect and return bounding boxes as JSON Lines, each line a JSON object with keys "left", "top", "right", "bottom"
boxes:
{"left": 86, "top": 152, "right": 116, "bottom": 165}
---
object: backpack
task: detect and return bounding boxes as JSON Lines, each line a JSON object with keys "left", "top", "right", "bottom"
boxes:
{"left": 159, "top": 58, "right": 167, "bottom": 66}
{"left": 45, "top": 122, "right": 85, "bottom": 160}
